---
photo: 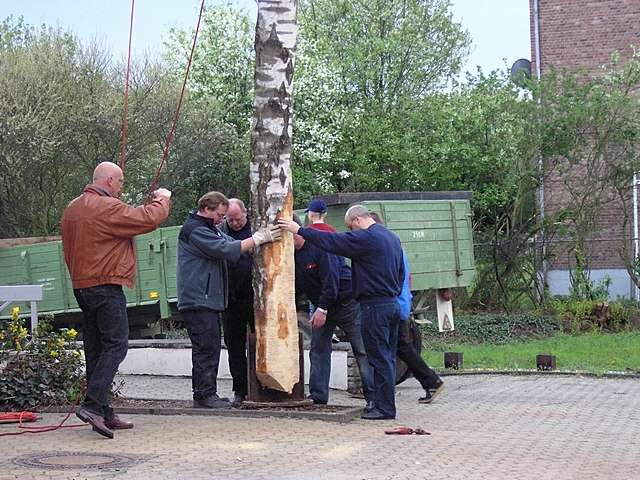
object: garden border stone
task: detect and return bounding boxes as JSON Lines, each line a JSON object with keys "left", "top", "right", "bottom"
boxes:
{"left": 435, "top": 368, "right": 640, "bottom": 379}
{"left": 40, "top": 401, "right": 364, "bottom": 423}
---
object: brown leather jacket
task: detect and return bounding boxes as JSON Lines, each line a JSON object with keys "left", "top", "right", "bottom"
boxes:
{"left": 61, "top": 184, "right": 171, "bottom": 289}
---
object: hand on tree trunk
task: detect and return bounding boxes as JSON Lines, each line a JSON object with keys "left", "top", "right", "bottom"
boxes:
{"left": 252, "top": 224, "right": 283, "bottom": 246}
{"left": 277, "top": 218, "right": 300, "bottom": 234}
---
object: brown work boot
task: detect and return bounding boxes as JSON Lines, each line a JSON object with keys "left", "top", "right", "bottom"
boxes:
{"left": 76, "top": 407, "right": 114, "bottom": 439}
{"left": 104, "top": 415, "right": 134, "bottom": 430}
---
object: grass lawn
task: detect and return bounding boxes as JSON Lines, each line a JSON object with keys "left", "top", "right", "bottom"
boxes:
{"left": 421, "top": 331, "right": 640, "bottom": 373}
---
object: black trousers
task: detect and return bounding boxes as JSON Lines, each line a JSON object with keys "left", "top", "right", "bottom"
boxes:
{"left": 74, "top": 284, "right": 129, "bottom": 420}
{"left": 223, "top": 301, "right": 254, "bottom": 397}
{"left": 183, "top": 309, "right": 222, "bottom": 400}
{"left": 396, "top": 321, "right": 440, "bottom": 390}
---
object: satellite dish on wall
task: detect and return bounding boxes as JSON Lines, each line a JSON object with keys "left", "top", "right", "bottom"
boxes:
{"left": 510, "top": 58, "right": 532, "bottom": 87}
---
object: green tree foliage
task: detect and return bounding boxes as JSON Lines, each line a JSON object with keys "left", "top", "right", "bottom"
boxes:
{"left": 167, "top": 5, "right": 254, "bottom": 134}
{"left": 0, "top": 18, "right": 121, "bottom": 236}
{"left": 293, "top": 0, "right": 472, "bottom": 200}
{"left": 163, "top": 5, "right": 255, "bottom": 210}
{"left": 300, "top": 0, "right": 470, "bottom": 105}
{"left": 0, "top": 16, "right": 249, "bottom": 234}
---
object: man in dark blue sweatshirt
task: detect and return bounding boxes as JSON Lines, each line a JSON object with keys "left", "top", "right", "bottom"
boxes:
{"left": 279, "top": 205, "right": 404, "bottom": 420}
{"left": 292, "top": 224, "right": 374, "bottom": 410}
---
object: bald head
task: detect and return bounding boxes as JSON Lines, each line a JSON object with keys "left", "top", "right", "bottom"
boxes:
{"left": 228, "top": 198, "right": 246, "bottom": 212}
{"left": 344, "top": 205, "right": 374, "bottom": 231}
{"left": 226, "top": 198, "right": 248, "bottom": 231}
{"left": 93, "top": 162, "right": 124, "bottom": 197}
{"left": 93, "top": 162, "right": 122, "bottom": 182}
{"left": 345, "top": 205, "right": 370, "bottom": 223}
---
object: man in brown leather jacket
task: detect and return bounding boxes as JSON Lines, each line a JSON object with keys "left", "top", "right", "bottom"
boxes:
{"left": 61, "top": 161, "right": 171, "bottom": 438}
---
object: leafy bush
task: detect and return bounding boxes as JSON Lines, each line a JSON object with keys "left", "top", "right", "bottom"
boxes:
{"left": 420, "top": 312, "right": 559, "bottom": 345}
{"left": 0, "top": 309, "right": 84, "bottom": 410}
{"left": 550, "top": 297, "right": 639, "bottom": 334}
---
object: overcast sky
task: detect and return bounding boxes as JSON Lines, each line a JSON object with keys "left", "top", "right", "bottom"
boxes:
{"left": 0, "top": 0, "right": 530, "bottom": 76}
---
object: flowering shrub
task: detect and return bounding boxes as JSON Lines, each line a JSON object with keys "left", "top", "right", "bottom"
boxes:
{"left": 0, "top": 308, "right": 84, "bottom": 410}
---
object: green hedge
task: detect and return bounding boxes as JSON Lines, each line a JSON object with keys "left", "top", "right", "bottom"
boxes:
{"left": 420, "top": 313, "right": 559, "bottom": 345}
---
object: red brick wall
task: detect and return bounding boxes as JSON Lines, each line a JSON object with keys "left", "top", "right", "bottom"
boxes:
{"left": 530, "top": 0, "right": 640, "bottom": 269}
{"left": 531, "top": 0, "right": 640, "bottom": 76}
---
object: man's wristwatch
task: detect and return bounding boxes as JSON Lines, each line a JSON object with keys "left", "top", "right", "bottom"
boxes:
{"left": 316, "top": 307, "right": 327, "bottom": 315}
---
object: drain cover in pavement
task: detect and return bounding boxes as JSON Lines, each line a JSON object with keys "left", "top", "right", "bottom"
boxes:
{"left": 12, "top": 451, "right": 143, "bottom": 470}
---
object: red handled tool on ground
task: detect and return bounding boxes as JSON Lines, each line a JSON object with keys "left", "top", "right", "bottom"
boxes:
{"left": 384, "top": 426, "right": 431, "bottom": 435}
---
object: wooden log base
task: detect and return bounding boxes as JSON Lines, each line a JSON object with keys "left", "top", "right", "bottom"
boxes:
{"left": 241, "top": 399, "right": 313, "bottom": 409}
{"left": 247, "top": 328, "right": 305, "bottom": 403}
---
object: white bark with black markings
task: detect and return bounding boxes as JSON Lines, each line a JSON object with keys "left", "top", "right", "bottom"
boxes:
{"left": 250, "top": 0, "right": 299, "bottom": 393}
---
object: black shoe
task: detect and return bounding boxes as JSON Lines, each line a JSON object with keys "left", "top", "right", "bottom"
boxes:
{"left": 419, "top": 381, "right": 444, "bottom": 404}
{"left": 76, "top": 407, "right": 114, "bottom": 439}
{"left": 193, "top": 396, "right": 231, "bottom": 409}
{"left": 307, "top": 395, "right": 327, "bottom": 405}
{"left": 361, "top": 408, "right": 394, "bottom": 420}
{"left": 364, "top": 400, "right": 375, "bottom": 413}
{"left": 231, "top": 393, "right": 245, "bottom": 408}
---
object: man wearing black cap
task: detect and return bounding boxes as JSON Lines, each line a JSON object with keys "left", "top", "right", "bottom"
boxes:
{"left": 305, "top": 198, "right": 336, "bottom": 232}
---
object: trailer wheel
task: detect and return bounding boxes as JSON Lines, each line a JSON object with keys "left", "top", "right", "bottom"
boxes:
{"left": 395, "top": 319, "right": 422, "bottom": 385}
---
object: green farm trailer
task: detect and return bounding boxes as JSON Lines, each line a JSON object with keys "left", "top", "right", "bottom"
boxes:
{"left": 0, "top": 191, "right": 475, "bottom": 334}
{"left": 299, "top": 191, "right": 475, "bottom": 317}
{"left": 0, "top": 227, "right": 181, "bottom": 331}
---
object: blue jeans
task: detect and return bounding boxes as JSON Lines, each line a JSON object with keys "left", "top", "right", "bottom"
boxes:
{"left": 360, "top": 299, "right": 401, "bottom": 418}
{"left": 183, "top": 309, "right": 223, "bottom": 400}
{"left": 309, "top": 299, "right": 374, "bottom": 404}
{"left": 74, "top": 285, "right": 129, "bottom": 419}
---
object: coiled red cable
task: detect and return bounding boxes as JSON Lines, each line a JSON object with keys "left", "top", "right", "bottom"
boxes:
{"left": 0, "top": 409, "right": 86, "bottom": 436}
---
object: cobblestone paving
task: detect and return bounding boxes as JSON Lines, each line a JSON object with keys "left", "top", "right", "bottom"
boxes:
{"left": 1, "top": 374, "right": 639, "bottom": 480}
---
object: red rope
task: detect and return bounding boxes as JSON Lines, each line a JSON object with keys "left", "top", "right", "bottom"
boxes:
{"left": 149, "top": 0, "right": 206, "bottom": 194}
{"left": 119, "top": 0, "right": 135, "bottom": 172}
{"left": 0, "top": 409, "right": 86, "bottom": 436}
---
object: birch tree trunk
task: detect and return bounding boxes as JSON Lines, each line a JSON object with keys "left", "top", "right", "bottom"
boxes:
{"left": 250, "top": 0, "right": 299, "bottom": 393}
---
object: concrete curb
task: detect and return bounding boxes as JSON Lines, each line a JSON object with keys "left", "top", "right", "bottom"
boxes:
{"left": 40, "top": 402, "right": 364, "bottom": 424}
{"left": 434, "top": 368, "right": 640, "bottom": 379}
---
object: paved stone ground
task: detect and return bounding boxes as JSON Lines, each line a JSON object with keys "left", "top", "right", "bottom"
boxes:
{"left": 1, "top": 374, "right": 639, "bottom": 480}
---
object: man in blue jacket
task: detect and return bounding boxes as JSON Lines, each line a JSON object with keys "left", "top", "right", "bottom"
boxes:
{"left": 279, "top": 205, "right": 404, "bottom": 420}
{"left": 292, "top": 221, "right": 374, "bottom": 410}
{"left": 177, "top": 191, "right": 281, "bottom": 409}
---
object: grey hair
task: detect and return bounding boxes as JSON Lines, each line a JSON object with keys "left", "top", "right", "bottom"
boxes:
{"left": 228, "top": 198, "right": 247, "bottom": 212}
{"left": 344, "top": 205, "right": 370, "bottom": 223}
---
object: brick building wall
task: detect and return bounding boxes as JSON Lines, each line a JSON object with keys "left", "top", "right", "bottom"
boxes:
{"left": 529, "top": 0, "right": 640, "bottom": 296}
